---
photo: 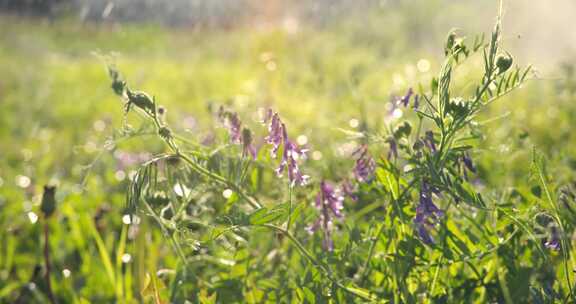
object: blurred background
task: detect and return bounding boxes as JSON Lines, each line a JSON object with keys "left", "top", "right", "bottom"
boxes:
{"left": 0, "top": 0, "right": 575, "bottom": 302}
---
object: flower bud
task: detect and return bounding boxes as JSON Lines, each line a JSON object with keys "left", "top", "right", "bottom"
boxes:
{"left": 158, "top": 126, "right": 172, "bottom": 139}
{"left": 496, "top": 53, "right": 513, "bottom": 74}
{"left": 127, "top": 90, "right": 155, "bottom": 113}
{"left": 111, "top": 79, "right": 126, "bottom": 96}
{"left": 445, "top": 31, "right": 457, "bottom": 55}
{"left": 41, "top": 185, "right": 56, "bottom": 218}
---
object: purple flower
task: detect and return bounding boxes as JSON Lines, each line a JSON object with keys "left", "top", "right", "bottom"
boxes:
{"left": 341, "top": 179, "right": 358, "bottom": 202}
{"left": 114, "top": 151, "right": 151, "bottom": 169}
{"left": 264, "top": 109, "right": 309, "bottom": 187}
{"left": 423, "top": 131, "right": 437, "bottom": 153}
{"left": 264, "top": 112, "right": 283, "bottom": 158}
{"left": 352, "top": 145, "right": 376, "bottom": 182}
{"left": 307, "top": 180, "right": 345, "bottom": 251}
{"left": 414, "top": 180, "right": 444, "bottom": 244}
{"left": 413, "top": 95, "right": 420, "bottom": 109}
{"left": 218, "top": 106, "right": 242, "bottom": 144}
{"left": 462, "top": 152, "right": 476, "bottom": 173}
{"left": 398, "top": 88, "right": 414, "bottom": 107}
{"left": 544, "top": 227, "right": 561, "bottom": 251}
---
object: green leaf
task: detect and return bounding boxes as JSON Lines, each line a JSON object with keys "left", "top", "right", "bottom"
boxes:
{"left": 248, "top": 203, "right": 289, "bottom": 225}
{"left": 376, "top": 167, "right": 399, "bottom": 200}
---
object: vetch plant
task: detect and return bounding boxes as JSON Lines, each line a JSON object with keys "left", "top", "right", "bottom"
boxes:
{"left": 101, "top": 6, "right": 575, "bottom": 302}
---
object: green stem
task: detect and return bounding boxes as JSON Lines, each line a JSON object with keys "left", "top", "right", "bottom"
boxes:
{"left": 287, "top": 182, "right": 293, "bottom": 231}
{"left": 359, "top": 222, "right": 385, "bottom": 283}
{"left": 261, "top": 224, "right": 382, "bottom": 302}
{"left": 133, "top": 102, "right": 262, "bottom": 210}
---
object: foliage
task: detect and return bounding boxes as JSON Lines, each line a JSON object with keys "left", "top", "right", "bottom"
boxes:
{"left": 1, "top": 3, "right": 576, "bottom": 303}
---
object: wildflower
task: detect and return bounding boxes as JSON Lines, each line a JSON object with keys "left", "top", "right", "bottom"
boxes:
{"left": 462, "top": 152, "right": 476, "bottom": 173}
{"left": 218, "top": 106, "right": 242, "bottom": 144}
{"left": 458, "top": 151, "right": 477, "bottom": 180}
{"left": 241, "top": 128, "right": 257, "bottom": 160}
{"left": 423, "top": 131, "right": 437, "bottom": 153}
{"left": 414, "top": 180, "right": 444, "bottom": 244}
{"left": 413, "top": 95, "right": 420, "bottom": 109}
{"left": 307, "top": 180, "right": 344, "bottom": 251}
{"left": 544, "top": 226, "right": 561, "bottom": 251}
{"left": 341, "top": 179, "right": 358, "bottom": 201}
{"left": 264, "top": 109, "right": 309, "bottom": 187}
{"left": 398, "top": 88, "right": 414, "bottom": 107}
{"left": 264, "top": 112, "right": 284, "bottom": 158}
{"left": 352, "top": 145, "right": 376, "bottom": 182}
{"left": 279, "top": 139, "right": 310, "bottom": 187}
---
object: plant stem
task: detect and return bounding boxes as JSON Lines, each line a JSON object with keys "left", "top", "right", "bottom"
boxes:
{"left": 359, "top": 180, "right": 415, "bottom": 283}
{"left": 43, "top": 220, "right": 56, "bottom": 304}
{"left": 287, "top": 182, "right": 293, "bottom": 231}
{"left": 261, "top": 224, "right": 382, "bottom": 302}
{"left": 359, "top": 222, "right": 385, "bottom": 283}
{"left": 130, "top": 102, "right": 262, "bottom": 210}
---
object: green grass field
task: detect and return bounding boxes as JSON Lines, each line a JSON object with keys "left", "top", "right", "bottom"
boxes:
{"left": 1, "top": 2, "right": 576, "bottom": 302}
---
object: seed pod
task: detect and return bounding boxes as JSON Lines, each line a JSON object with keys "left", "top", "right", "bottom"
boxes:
{"left": 127, "top": 90, "right": 156, "bottom": 113}
{"left": 41, "top": 185, "right": 56, "bottom": 218}
{"left": 108, "top": 67, "right": 126, "bottom": 96}
{"left": 496, "top": 53, "right": 513, "bottom": 74}
{"left": 111, "top": 80, "right": 126, "bottom": 96}
{"left": 158, "top": 126, "right": 172, "bottom": 139}
{"left": 444, "top": 31, "right": 457, "bottom": 55}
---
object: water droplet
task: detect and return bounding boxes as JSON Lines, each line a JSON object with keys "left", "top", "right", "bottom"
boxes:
{"left": 296, "top": 135, "right": 308, "bottom": 145}
{"left": 349, "top": 119, "right": 359, "bottom": 128}
{"left": 16, "top": 175, "right": 31, "bottom": 188}
{"left": 115, "top": 170, "right": 126, "bottom": 181}
{"left": 223, "top": 189, "right": 233, "bottom": 199}
{"left": 417, "top": 59, "right": 431, "bottom": 73}
{"left": 174, "top": 184, "right": 191, "bottom": 197}
{"left": 121, "top": 253, "right": 132, "bottom": 263}
{"left": 393, "top": 73, "right": 405, "bottom": 86}
{"left": 93, "top": 120, "right": 106, "bottom": 132}
{"left": 312, "top": 151, "right": 323, "bottom": 160}
{"left": 122, "top": 214, "right": 132, "bottom": 225}
{"left": 266, "top": 61, "right": 277, "bottom": 71}
{"left": 392, "top": 108, "right": 403, "bottom": 119}
{"left": 28, "top": 212, "right": 38, "bottom": 224}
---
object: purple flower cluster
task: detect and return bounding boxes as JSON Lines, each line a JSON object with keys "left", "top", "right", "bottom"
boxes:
{"left": 114, "top": 151, "right": 151, "bottom": 169}
{"left": 217, "top": 106, "right": 258, "bottom": 160}
{"left": 457, "top": 151, "right": 477, "bottom": 180}
{"left": 544, "top": 226, "right": 561, "bottom": 251}
{"left": 307, "top": 180, "right": 345, "bottom": 251}
{"left": 396, "top": 88, "right": 419, "bottom": 109}
{"left": 423, "top": 131, "right": 437, "bottom": 153}
{"left": 217, "top": 106, "right": 243, "bottom": 144}
{"left": 414, "top": 180, "right": 444, "bottom": 244}
{"left": 341, "top": 179, "right": 358, "bottom": 202}
{"left": 352, "top": 145, "right": 376, "bottom": 182}
{"left": 398, "top": 88, "right": 414, "bottom": 107}
{"left": 264, "top": 109, "right": 310, "bottom": 187}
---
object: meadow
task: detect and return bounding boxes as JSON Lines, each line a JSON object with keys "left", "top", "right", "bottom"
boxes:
{"left": 1, "top": 2, "right": 576, "bottom": 303}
